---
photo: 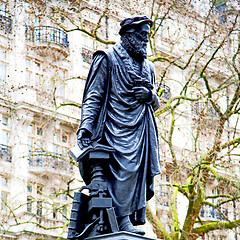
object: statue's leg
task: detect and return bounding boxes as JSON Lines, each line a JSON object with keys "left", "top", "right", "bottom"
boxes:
{"left": 117, "top": 215, "right": 145, "bottom": 236}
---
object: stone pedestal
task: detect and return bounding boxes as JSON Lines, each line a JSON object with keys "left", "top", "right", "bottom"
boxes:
{"left": 85, "top": 231, "right": 157, "bottom": 240}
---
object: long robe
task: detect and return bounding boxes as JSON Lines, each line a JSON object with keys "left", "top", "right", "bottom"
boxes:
{"left": 78, "top": 43, "right": 161, "bottom": 224}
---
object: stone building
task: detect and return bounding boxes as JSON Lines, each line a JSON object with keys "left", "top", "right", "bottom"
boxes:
{"left": 0, "top": 0, "right": 239, "bottom": 239}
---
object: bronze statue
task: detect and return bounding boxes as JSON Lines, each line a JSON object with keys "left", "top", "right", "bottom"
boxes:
{"left": 68, "top": 15, "right": 161, "bottom": 239}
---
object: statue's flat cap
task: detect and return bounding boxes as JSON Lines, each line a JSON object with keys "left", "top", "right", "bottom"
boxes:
{"left": 119, "top": 15, "right": 153, "bottom": 36}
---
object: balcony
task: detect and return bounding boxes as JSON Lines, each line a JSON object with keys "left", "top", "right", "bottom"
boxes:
{"left": 28, "top": 151, "right": 74, "bottom": 176}
{"left": 25, "top": 26, "right": 69, "bottom": 59}
{"left": 191, "top": 101, "right": 220, "bottom": 128}
{"left": 0, "top": 144, "right": 12, "bottom": 162}
{"left": 13, "top": 212, "right": 68, "bottom": 237}
{"left": 200, "top": 205, "right": 228, "bottom": 220}
{"left": 0, "top": 10, "right": 12, "bottom": 34}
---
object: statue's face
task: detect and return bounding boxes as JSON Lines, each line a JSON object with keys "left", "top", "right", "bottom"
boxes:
{"left": 121, "top": 23, "right": 151, "bottom": 62}
{"left": 134, "top": 23, "right": 150, "bottom": 46}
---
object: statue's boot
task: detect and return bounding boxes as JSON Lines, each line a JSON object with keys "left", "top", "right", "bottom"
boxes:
{"left": 118, "top": 216, "right": 145, "bottom": 236}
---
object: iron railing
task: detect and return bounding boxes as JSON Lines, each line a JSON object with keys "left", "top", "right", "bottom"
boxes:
{"left": 0, "top": 10, "right": 12, "bottom": 33}
{"left": 200, "top": 205, "right": 228, "bottom": 220}
{"left": 28, "top": 151, "right": 73, "bottom": 174}
{"left": 0, "top": 144, "right": 12, "bottom": 162}
{"left": 25, "top": 26, "right": 69, "bottom": 48}
{"left": 192, "top": 101, "right": 220, "bottom": 117}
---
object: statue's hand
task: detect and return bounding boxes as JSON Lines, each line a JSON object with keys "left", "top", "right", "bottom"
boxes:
{"left": 133, "top": 86, "right": 152, "bottom": 102}
{"left": 77, "top": 129, "right": 92, "bottom": 149}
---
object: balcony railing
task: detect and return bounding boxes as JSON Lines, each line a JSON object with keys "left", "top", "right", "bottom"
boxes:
{"left": 0, "top": 10, "right": 12, "bottom": 33}
{"left": 192, "top": 101, "right": 220, "bottom": 118}
{"left": 200, "top": 205, "right": 228, "bottom": 220}
{"left": 81, "top": 46, "right": 94, "bottom": 64}
{"left": 28, "top": 151, "right": 74, "bottom": 174}
{"left": 25, "top": 26, "right": 69, "bottom": 49}
{"left": 0, "top": 144, "right": 12, "bottom": 162}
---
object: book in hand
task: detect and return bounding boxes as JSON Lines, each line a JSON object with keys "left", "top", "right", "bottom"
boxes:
{"left": 69, "top": 142, "right": 115, "bottom": 162}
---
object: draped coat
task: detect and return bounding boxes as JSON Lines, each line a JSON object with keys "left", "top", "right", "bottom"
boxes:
{"left": 78, "top": 43, "right": 161, "bottom": 224}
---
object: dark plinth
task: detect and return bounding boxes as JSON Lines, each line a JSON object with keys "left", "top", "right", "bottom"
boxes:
{"left": 85, "top": 231, "right": 157, "bottom": 240}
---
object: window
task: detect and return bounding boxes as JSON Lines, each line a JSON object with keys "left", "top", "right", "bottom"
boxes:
{"left": 53, "top": 132, "right": 59, "bottom": 158}
{"left": 0, "top": 2, "right": 6, "bottom": 14}
{"left": 0, "top": 47, "right": 7, "bottom": 83}
{"left": 50, "top": 67, "right": 67, "bottom": 98}
{"left": 53, "top": 208, "right": 57, "bottom": 219}
{"left": 36, "top": 140, "right": 43, "bottom": 165}
{"left": 25, "top": 59, "right": 31, "bottom": 84}
{"left": 214, "top": 0, "right": 227, "bottom": 24}
{"left": 25, "top": 58, "right": 42, "bottom": 87}
{"left": 2, "top": 130, "right": 9, "bottom": 148}
{"left": 53, "top": 144, "right": 58, "bottom": 156}
{"left": 158, "top": 174, "right": 171, "bottom": 207}
{"left": 37, "top": 201, "right": 42, "bottom": 216}
{"left": 200, "top": 188, "right": 229, "bottom": 220}
{"left": 1, "top": 191, "right": 7, "bottom": 211}
{"left": 37, "top": 185, "right": 42, "bottom": 195}
{"left": 62, "top": 193, "right": 68, "bottom": 201}
{"left": 58, "top": 69, "right": 66, "bottom": 97}
{"left": 37, "top": 127, "right": 43, "bottom": 136}
{"left": 0, "top": 176, "right": 9, "bottom": 212}
{"left": 24, "top": 2, "right": 41, "bottom": 27}
{"left": 1, "top": 177, "right": 7, "bottom": 188}
{"left": 82, "top": 46, "right": 93, "bottom": 64}
{"left": 0, "top": 116, "right": 11, "bottom": 162}
{"left": 0, "top": 48, "right": 6, "bottom": 60}
{"left": 26, "top": 58, "right": 30, "bottom": 68}
{"left": 26, "top": 182, "right": 44, "bottom": 215}
{"left": 52, "top": 188, "right": 58, "bottom": 199}
{"left": 24, "top": 1, "right": 30, "bottom": 11}
{"left": 62, "top": 147, "right": 67, "bottom": 157}
{"left": 28, "top": 124, "right": 33, "bottom": 134}
{"left": 159, "top": 185, "right": 170, "bottom": 207}
{"left": 62, "top": 134, "right": 67, "bottom": 143}
{"left": 27, "top": 138, "right": 33, "bottom": 164}
{"left": 0, "top": 62, "right": 6, "bottom": 82}
{"left": 2, "top": 116, "right": 8, "bottom": 126}
{"left": 53, "top": 133, "right": 58, "bottom": 142}
{"left": 27, "top": 123, "right": 46, "bottom": 167}
{"left": 58, "top": 83, "right": 65, "bottom": 97}
{"left": 34, "top": 17, "right": 40, "bottom": 27}
{"left": 200, "top": 0, "right": 208, "bottom": 17}
{"left": 27, "top": 183, "right": 32, "bottom": 193}
{"left": 81, "top": 34, "right": 94, "bottom": 64}
{"left": 34, "top": 61, "right": 41, "bottom": 85}
{"left": 0, "top": 2, "right": 11, "bottom": 33}
{"left": 61, "top": 205, "right": 67, "bottom": 221}
{"left": 50, "top": 68, "right": 56, "bottom": 79}
{"left": 165, "top": 174, "right": 170, "bottom": 182}
{"left": 47, "top": 188, "right": 70, "bottom": 221}
{"left": 166, "top": 225, "right": 171, "bottom": 233}
{"left": 27, "top": 197, "right": 33, "bottom": 212}
{"left": 24, "top": 6, "right": 30, "bottom": 26}
{"left": 59, "top": 69, "right": 64, "bottom": 80}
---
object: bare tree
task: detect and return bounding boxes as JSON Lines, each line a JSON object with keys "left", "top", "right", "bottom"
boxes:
{"left": 3, "top": 0, "right": 240, "bottom": 239}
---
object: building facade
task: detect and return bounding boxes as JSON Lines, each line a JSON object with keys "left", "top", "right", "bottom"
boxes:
{"left": 0, "top": 0, "right": 239, "bottom": 239}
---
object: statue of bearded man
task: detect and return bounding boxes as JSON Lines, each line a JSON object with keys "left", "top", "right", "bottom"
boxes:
{"left": 77, "top": 15, "right": 161, "bottom": 235}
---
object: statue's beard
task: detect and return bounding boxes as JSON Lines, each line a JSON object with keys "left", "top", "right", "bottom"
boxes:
{"left": 121, "top": 34, "right": 147, "bottom": 62}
